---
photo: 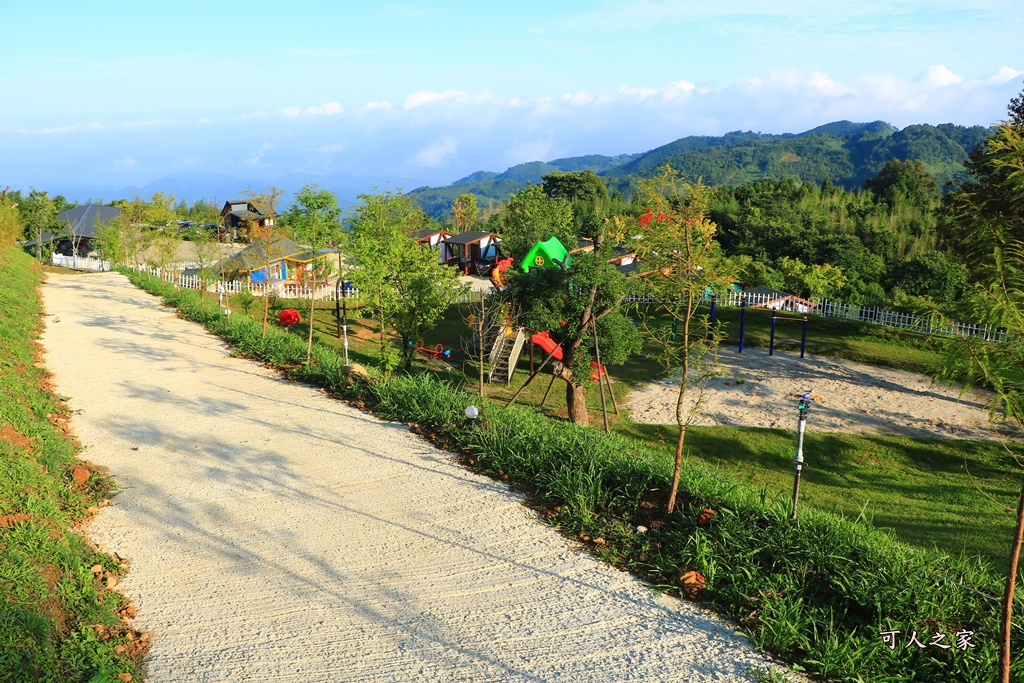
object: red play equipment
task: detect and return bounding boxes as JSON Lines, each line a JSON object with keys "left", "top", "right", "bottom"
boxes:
{"left": 414, "top": 340, "right": 452, "bottom": 359}
{"left": 489, "top": 257, "right": 515, "bottom": 289}
{"left": 530, "top": 330, "right": 563, "bottom": 361}
{"left": 279, "top": 308, "right": 300, "bottom": 327}
{"left": 530, "top": 330, "right": 605, "bottom": 379}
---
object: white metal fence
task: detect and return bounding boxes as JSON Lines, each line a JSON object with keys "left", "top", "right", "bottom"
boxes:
{"left": 625, "top": 288, "right": 1006, "bottom": 343}
{"left": 130, "top": 264, "right": 1004, "bottom": 343}
{"left": 131, "top": 265, "right": 486, "bottom": 305}
{"left": 51, "top": 254, "right": 112, "bottom": 271}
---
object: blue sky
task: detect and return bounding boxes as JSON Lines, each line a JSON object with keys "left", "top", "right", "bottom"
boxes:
{"left": 1, "top": 0, "right": 1022, "bottom": 196}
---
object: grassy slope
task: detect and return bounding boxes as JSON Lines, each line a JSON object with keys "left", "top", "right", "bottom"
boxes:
{"left": 270, "top": 296, "right": 1022, "bottom": 574}
{"left": 0, "top": 249, "right": 141, "bottom": 683}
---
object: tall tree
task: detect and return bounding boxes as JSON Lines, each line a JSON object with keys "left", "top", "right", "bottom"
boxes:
{"left": 284, "top": 184, "right": 343, "bottom": 362}
{"left": 451, "top": 193, "right": 479, "bottom": 233}
{"left": 632, "top": 168, "right": 734, "bottom": 515}
{"left": 500, "top": 185, "right": 576, "bottom": 260}
{"left": 506, "top": 220, "right": 639, "bottom": 425}
{"left": 939, "top": 117, "right": 1024, "bottom": 683}
{"left": 17, "top": 190, "right": 59, "bottom": 262}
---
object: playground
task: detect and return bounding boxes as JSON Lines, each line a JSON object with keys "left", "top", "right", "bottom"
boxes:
{"left": 623, "top": 345, "right": 1018, "bottom": 441}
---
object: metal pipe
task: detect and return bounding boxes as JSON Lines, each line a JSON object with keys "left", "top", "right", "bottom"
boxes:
{"left": 769, "top": 311, "right": 777, "bottom": 356}
{"left": 738, "top": 299, "right": 746, "bottom": 353}
{"left": 801, "top": 316, "right": 808, "bottom": 358}
{"left": 791, "top": 393, "right": 810, "bottom": 520}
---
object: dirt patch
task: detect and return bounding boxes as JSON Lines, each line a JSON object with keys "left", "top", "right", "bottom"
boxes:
{"left": 624, "top": 347, "right": 1018, "bottom": 441}
{"left": 0, "top": 513, "right": 33, "bottom": 528}
{"left": 0, "top": 424, "right": 35, "bottom": 450}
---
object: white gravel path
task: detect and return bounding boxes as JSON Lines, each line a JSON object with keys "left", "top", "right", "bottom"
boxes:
{"left": 41, "top": 272, "right": 788, "bottom": 682}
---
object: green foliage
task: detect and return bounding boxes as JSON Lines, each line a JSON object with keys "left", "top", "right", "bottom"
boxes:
{"left": 500, "top": 184, "right": 577, "bottom": 261}
{"left": 348, "top": 190, "right": 469, "bottom": 370}
{"left": 541, "top": 170, "right": 609, "bottom": 204}
{"left": 866, "top": 158, "right": 939, "bottom": 209}
{"left": 0, "top": 249, "right": 138, "bottom": 682}
{"left": 0, "top": 200, "right": 22, "bottom": 249}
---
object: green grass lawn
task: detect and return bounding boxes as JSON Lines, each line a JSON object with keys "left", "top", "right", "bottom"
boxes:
{"left": 235, "top": 293, "right": 1021, "bottom": 574}
{"left": 1, "top": 249, "right": 142, "bottom": 682}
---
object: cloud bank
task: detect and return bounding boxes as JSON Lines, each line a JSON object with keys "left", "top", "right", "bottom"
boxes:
{"left": 3, "top": 66, "right": 1022, "bottom": 191}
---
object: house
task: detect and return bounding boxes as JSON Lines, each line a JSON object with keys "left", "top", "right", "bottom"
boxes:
{"left": 23, "top": 204, "right": 122, "bottom": 257}
{"left": 743, "top": 286, "right": 817, "bottom": 313}
{"left": 441, "top": 230, "right": 502, "bottom": 275}
{"left": 570, "top": 238, "right": 594, "bottom": 254}
{"left": 217, "top": 237, "right": 310, "bottom": 283}
{"left": 412, "top": 228, "right": 455, "bottom": 264}
{"left": 220, "top": 200, "right": 275, "bottom": 241}
{"left": 607, "top": 244, "right": 637, "bottom": 269}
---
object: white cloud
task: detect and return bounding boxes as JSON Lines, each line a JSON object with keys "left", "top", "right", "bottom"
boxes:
{"left": 38, "top": 121, "right": 105, "bottom": 134}
{"left": 364, "top": 100, "right": 394, "bottom": 111}
{"left": 112, "top": 156, "right": 138, "bottom": 172}
{"left": 305, "top": 102, "right": 344, "bottom": 116}
{"left": 408, "top": 138, "right": 458, "bottom": 167}
{"left": 246, "top": 142, "right": 272, "bottom": 167}
{"left": 989, "top": 66, "right": 1024, "bottom": 84}
{"left": 806, "top": 71, "right": 854, "bottom": 97}
{"left": 563, "top": 91, "right": 594, "bottom": 106}
{"left": 122, "top": 119, "right": 175, "bottom": 129}
{"left": 504, "top": 139, "right": 558, "bottom": 166}
{"left": 319, "top": 143, "right": 346, "bottom": 154}
{"left": 281, "top": 106, "right": 302, "bottom": 117}
{"left": 923, "top": 65, "right": 964, "bottom": 87}
{"left": 197, "top": 117, "right": 212, "bottom": 125}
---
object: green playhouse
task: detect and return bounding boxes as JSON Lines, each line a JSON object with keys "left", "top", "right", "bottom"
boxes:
{"left": 520, "top": 236, "right": 572, "bottom": 273}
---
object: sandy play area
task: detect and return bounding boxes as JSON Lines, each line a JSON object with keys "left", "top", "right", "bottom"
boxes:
{"left": 624, "top": 347, "right": 1017, "bottom": 441}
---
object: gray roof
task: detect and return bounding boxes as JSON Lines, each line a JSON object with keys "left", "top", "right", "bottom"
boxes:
{"left": 219, "top": 237, "right": 307, "bottom": 273}
{"left": 55, "top": 204, "right": 122, "bottom": 239}
{"left": 412, "top": 228, "right": 450, "bottom": 240}
{"left": 442, "top": 230, "right": 497, "bottom": 246}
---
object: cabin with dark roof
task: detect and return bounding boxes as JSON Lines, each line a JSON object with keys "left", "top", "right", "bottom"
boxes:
{"left": 440, "top": 231, "right": 502, "bottom": 275}
{"left": 220, "top": 200, "right": 275, "bottom": 241}
{"left": 23, "top": 204, "right": 122, "bottom": 257}
{"left": 412, "top": 228, "right": 455, "bottom": 264}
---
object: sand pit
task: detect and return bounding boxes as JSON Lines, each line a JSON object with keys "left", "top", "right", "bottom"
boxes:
{"left": 624, "top": 347, "right": 1017, "bottom": 441}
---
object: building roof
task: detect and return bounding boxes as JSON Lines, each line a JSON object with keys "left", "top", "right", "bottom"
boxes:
{"left": 443, "top": 230, "right": 497, "bottom": 246}
{"left": 412, "top": 228, "right": 451, "bottom": 241}
{"left": 56, "top": 204, "right": 122, "bottom": 239}
{"left": 218, "top": 237, "right": 306, "bottom": 273}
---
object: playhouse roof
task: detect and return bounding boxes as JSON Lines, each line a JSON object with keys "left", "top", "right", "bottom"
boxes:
{"left": 521, "top": 236, "right": 571, "bottom": 273}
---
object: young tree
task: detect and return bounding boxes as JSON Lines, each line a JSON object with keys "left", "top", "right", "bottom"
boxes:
{"left": 939, "top": 117, "right": 1024, "bottom": 683}
{"left": 284, "top": 184, "right": 343, "bottom": 362}
{"left": 17, "top": 190, "right": 59, "bottom": 262}
{"left": 348, "top": 190, "right": 469, "bottom": 371}
{"left": 243, "top": 186, "right": 289, "bottom": 337}
{"left": 631, "top": 167, "right": 734, "bottom": 515}
{"left": 451, "top": 193, "right": 479, "bottom": 233}
{"left": 506, "top": 220, "right": 639, "bottom": 425}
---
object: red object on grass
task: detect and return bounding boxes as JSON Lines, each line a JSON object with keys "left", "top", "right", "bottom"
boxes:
{"left": 279, "top": 309, "right": 301, "bottom": 327}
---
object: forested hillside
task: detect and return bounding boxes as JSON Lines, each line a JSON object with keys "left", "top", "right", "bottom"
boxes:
{"left": 409, "top": 121, "right": 992, "bottom": 220}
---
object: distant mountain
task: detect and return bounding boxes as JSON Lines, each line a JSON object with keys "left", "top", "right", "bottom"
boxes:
{"left": 407, "top": 121, "right": 992, "bottom": 220}
{"left": 407, "top": 153, "right": 640, "bottom": 219}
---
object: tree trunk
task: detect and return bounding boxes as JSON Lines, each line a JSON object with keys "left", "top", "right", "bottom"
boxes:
{"left": 1001, "top": 480, "right": 1024, "bottom": 683}
{"left": 553, "top": 363, "right": 589, "bottom": 426}
{"left": 667, "top": 338, "right": 691, "bottom": 515}
{"left": 306, "top": 273, "right": 317, "bottom": 363}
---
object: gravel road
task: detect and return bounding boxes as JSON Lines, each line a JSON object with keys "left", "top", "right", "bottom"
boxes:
{"left": 41, "top": 272, "right": 787, "bottom": 682}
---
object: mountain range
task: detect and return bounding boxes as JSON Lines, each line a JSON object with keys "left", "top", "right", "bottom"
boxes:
{"left": 406, "top": 120, "right": 993, "bottom": 220}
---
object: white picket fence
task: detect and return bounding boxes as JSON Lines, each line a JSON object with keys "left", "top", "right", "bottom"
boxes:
{"left": 51, "top": 254, "right": 112, "bottom": 271}
{"left": 132, "top": 265, "right": 486, "bottom": 305}
{"left": 131, "top": 264, "right": 1004, "bottom": 343}
{"left": 625, "top": 288, "right": 1005, "bottom": 343}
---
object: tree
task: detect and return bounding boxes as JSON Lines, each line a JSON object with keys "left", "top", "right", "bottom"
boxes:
{"left": 500, "top": 185, "right": 576, "bottom": 260}
{"left": 17, "top": 190, "right": 59, "bottom": 262}
{"left": 506, "top": 221, "right": 639, "bottom": 425}
{"left": 632, "top": 168, "right": 733, "bottom": 515}
{"left": 348, "top": 190, "right": 469, "bottom": 371}
{"left": 866, "top": 159, "right": 939, "bottom": 209}
{"left": 284, "top": 184, "right": 343, "bottom": 362}
{"left": 243, "top": 186, "right": 288, "bottom": 337}
{"left": 542, "top": 170, "right": 609, "bottom": 204}
{"left": 451, "top": 193, "right": 479, "bottom": 233}
{"left": 938, "top": 119, "right": 1024, "bottom": 683}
